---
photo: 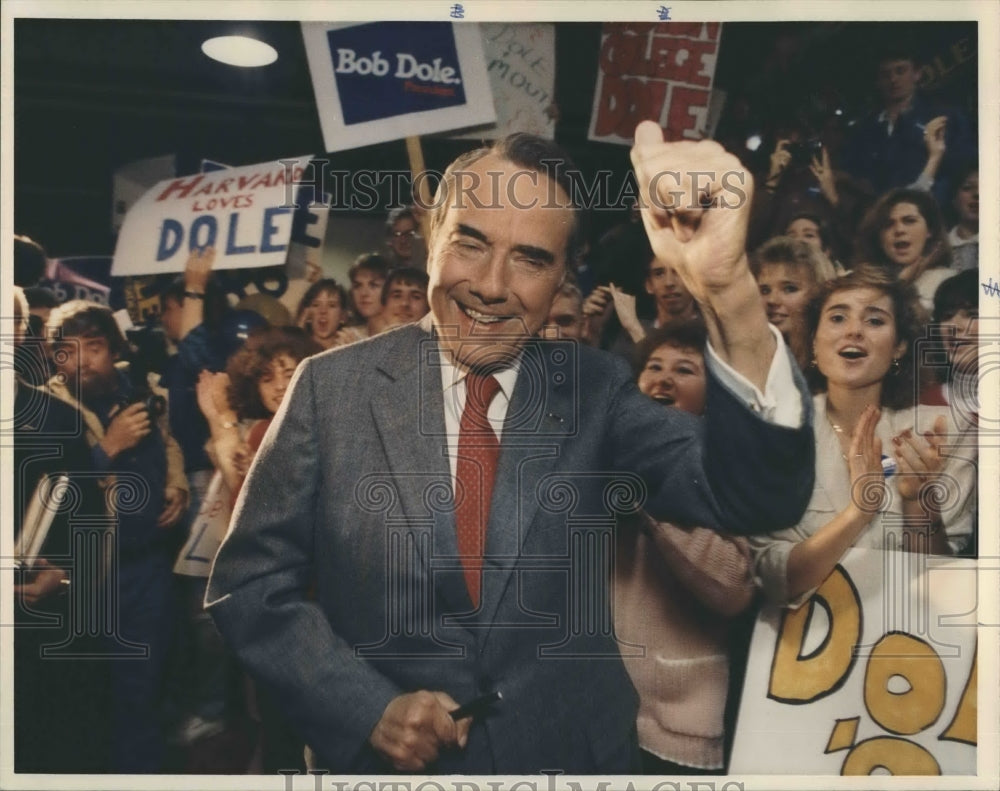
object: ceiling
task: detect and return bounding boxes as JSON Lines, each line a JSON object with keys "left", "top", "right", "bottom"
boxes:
{"left": 12, "top": 17, "right": 979, "bottom": 258}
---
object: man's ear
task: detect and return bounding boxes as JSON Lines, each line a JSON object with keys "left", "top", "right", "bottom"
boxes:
{"left": 644, "top": 277, "right": 654, "bottom": 296}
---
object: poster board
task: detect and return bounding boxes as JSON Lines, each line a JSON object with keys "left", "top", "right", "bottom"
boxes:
{"left": 111, "top": 156, "right": 314, "bottom": 276}
{"left": 450, "top": 23, "right": 556, "bottom": 140}
{"left": 730, "top": 547, "right": 978, "bottom": 776}
{"left": 589, "top": 22, "right": 722, "bottom": 145}
{"left": 302, "top": 21, "right": 495, "bottom": 152}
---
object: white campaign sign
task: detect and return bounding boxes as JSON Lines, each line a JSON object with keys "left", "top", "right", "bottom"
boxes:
{"left": 730, "top": 547, "right": 977, "bottom": 776}
{"left": 450, "top": 23, "right": 556, "bottom": 141}
{"left": 173, "top": 471, "right": 232, "bottom": 578}
{"left": 112, "top": 156, "right": 313, "bottom": 276}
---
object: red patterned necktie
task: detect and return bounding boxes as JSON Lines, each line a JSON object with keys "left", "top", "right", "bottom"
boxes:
{"left": 455, "top": 372, "right": 501, "bottom": 608}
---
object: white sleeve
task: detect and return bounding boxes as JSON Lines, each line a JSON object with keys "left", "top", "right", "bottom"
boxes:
{"left": 704, "top": 324, "right": 804, "bottom": 429}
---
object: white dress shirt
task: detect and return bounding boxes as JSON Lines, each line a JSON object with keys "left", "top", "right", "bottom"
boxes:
{"left": 436, "top": 325, "right": 803, "bottom": 487}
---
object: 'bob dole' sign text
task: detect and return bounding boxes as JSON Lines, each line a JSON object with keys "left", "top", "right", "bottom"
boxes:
{"left": 302, "top": 21, "right": 494, "bottom": 152}
{"left": 589, "top": 22, "right": 722, "bottom": 146}
{"left": 112, "top": 157, "right": 313, "bottom": 276}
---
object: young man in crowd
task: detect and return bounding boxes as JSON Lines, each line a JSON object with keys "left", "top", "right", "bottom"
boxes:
{"left": 544, "top": 280, "right": 587, "bottom": 342}
{"left": 341, "top": 252, "right": 391, "bottom": 341}
{"left": 380, "top": 266, "right": 429, "bottom": 328}
{"left": 385, "top": 206, "right": 426, "bottom": 270}
{"left": 44, "top": 301, "right": 189, "bottom": 772}
{"left": 840, "top": 44, "right": 974, "bottom": 204}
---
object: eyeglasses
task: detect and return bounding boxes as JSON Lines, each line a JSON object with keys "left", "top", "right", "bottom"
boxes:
{"left": 391, "top": 229, "right": 419, "bottom": 239}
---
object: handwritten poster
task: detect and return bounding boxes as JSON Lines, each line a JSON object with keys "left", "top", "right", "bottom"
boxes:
{"left": 730, "top": 547, "right": 977, "bottom": 775}
{"left": 588, "top": 22, "right": 722, "bottom": 145}
{"left": 451, "top": 23, "right": 556, "bottom": 140}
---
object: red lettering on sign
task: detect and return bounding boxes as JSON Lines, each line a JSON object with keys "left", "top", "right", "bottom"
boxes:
{"left": 651, "top": 35, "right": 718, "bottom": 86}
{"left": 665, "top": 85, "right": 710, "bottom": 140}
{"left": 155, "top": 175, "right": 204, "bottom": 202}
{"left": 594, "top": 76, "right": 668, "bottom": 139}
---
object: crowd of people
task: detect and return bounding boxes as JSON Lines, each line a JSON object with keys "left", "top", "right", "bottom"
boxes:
{"left": 10, "top": 42, "right": 981, "bottom": 777}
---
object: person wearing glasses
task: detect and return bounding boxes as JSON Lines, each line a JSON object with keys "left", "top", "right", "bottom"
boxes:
{"left": 385, "top": 206, "right": 427, "bottom": 270}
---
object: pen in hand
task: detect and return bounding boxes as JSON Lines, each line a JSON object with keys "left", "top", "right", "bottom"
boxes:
{"left": 450, "top": 691, "right": 502, "bottom": 721}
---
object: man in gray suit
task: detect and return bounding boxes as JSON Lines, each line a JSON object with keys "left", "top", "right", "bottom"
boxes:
{"left": 206, "top": 123, "right": 814, "bottom": 774}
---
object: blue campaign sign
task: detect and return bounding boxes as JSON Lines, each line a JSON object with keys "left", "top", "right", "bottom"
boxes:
{"left": 325, "top": 22, "right": 467, "bottom": 125}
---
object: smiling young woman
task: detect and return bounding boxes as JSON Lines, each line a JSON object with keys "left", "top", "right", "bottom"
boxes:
{"left": 750, "top": 236, "right": 834, "bottom": 372}
{"left": 748, "top": 266, "right": 977, "bottom": 608}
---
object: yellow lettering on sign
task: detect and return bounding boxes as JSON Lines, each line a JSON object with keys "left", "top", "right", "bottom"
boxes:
{"left": 825, "top": 716, "right": 860, "bottom": 753}
{"left": 940, "top": 646, "right": 977, "bottom": 745}
{"left": 841, "top": 736, "right": 940, "bottom": 775}
{"left": 768, "top": 566, "right": 861, "bottom": 703}
{"left": 864, "top": 632, "right": 945, "bottom": 735}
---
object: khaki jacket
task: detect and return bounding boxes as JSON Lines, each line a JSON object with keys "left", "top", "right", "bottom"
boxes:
{"left": 44, "top": 366, "right": 189, "bottom": 507}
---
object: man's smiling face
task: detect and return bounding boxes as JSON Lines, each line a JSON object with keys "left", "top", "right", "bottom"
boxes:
{"left": 427, "top": 154, "right": 573, "bottom": 371}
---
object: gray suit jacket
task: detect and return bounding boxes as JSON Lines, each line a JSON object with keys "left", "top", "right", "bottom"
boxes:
{"left": 206, "top": 316, "right": 813, "bottom": 773}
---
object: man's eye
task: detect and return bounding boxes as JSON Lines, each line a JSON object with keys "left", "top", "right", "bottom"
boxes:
{"left": 516, "top": 255, "right": 547, "bottom": 269}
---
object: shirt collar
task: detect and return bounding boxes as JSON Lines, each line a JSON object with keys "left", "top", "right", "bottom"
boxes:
{"left": 437, "top": 345, "right": 520, "bottom": 404}
{"left": 948, "top": 226, "right": 978, "bottom": 247}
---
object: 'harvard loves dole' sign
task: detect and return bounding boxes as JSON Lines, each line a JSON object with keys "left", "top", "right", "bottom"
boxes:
{"left": 301, "top": 22, "right": 495, "bottom": 152}
{"left": 112, "top": 156, "right": 314, "bottom": 276}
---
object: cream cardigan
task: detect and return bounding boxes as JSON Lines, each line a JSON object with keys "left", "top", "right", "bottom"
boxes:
{"left": 614, "top": 513, "right": 755, "bottom": 770}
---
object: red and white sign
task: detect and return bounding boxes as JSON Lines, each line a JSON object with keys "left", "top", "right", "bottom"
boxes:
{"left": 588, "top": 22, "right": 722, "bottom": 146}
{"left": 112, "top": 156, "right": 313, "bottom": 276}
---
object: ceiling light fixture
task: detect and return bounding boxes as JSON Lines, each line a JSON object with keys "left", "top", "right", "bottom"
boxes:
{"left": 202, "top": 36, "right": 278, "bottom": 68}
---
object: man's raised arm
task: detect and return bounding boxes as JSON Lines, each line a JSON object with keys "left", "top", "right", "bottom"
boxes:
{"left": 630, "top": 121, "right": 775, "bottom": 393}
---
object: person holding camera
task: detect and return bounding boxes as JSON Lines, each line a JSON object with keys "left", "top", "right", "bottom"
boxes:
{"left": 44, "top": 299, "right": 188, "bottom": 772}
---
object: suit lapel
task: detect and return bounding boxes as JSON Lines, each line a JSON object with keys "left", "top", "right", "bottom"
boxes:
{"left": 476, "top": 340, "right": 575, "bottom": 629}
{"left": 369, "top": 320, "right": 473, "bottom": 616}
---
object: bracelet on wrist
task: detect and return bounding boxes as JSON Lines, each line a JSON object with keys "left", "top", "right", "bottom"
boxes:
{"left": 184, "top": 290, "right": 206, "bottom": 300}
{"left": 219, "top": 419, "right": 239, "bottom": 430}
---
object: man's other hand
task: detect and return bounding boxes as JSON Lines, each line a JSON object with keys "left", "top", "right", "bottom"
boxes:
{"left": 369, "top": 690, "right": 471, "bottom": 771}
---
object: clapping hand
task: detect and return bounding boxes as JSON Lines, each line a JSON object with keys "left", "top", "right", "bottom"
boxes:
{"left": 893, "top": 415, "right": 948, "bottom": 505}
{"left": 847, "top": 405, "right": 886, "bottom": 515}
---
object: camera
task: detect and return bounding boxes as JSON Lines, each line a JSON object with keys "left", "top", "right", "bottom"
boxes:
{"left": 785, "top": 137, "right": 824, "bottom": 166}
{"left": 122, "top": 327, "right": 168, "bottom": 420}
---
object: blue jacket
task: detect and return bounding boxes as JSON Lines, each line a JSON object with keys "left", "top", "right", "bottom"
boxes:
{"left": 841, "top": 93, "right": 975, "bottom": 205}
